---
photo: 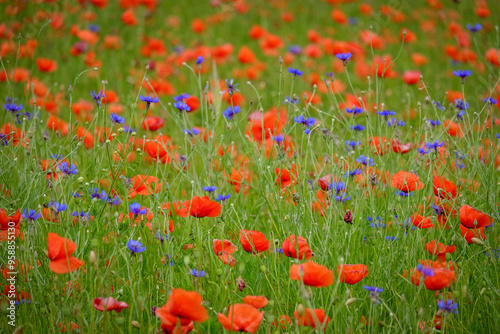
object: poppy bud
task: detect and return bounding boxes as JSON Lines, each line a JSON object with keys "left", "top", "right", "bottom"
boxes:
{"left": 132, "top": 321, "right": 140, "bottom": 328}
{"left": 115, "top": 316, "right": 125, "bottom": 326}
{"left": 215, "top": 268, "right": 223, "bottom": 276}
{"left": 236, "top": 277, "right": 245, "bottom": 291}
{"left": 184, "top": 256, "right": 190, "bottom": 265}
{"left": 89, "top": 250, "right": 96, "bottom": 265}
{"left": 471, "top": 238, "right": 485, "bottom": 246}
{"left": 62, "top": 307, "right": 71, "bottom": 316}
{"left": 344, "top": 210, "right": 353, "bottom": 224}
{"left": 260, "top": 265, "right": 267, "bottom": 273}
{"left": 73, "top": 304, "right": 81, "bottom": 317}
{"left": 296, "top": 304, "right": 305, "bottom": 316}
{"left": 137, "top": 296, "right": 145, "bottom": 313}
{"left": 345, "top": 298, "right": 357, "bottom": 306}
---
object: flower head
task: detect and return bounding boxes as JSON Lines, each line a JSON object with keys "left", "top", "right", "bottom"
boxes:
{"left": 58, "top": 161, "right": 78, "bottom": 176}
{"left": 466, "top": 23, "right": 482, "bottom": 33}
{"left": 453, "top": 70, "right": 471, "bottom": 83}
{"left": 437, "top": 299, "right": 458, "bottom": 314}
{"left": 288, "top": 68, "right": 303, "bottom": 77}
{"left": 222, "top": 106, "right": 240, "bottom": 120}
{"left": 215, "top": 194, "right": 231, "bottom": 202}
{"left": 130, "top": 203, "right": 147, "bottom": 215}
{"left": 139, "top": 95, "right": 159, "bottom": 107}
{"left": 127, "top": 239, "right": 146, "bottom": 255}
{"left": 90, "top": 91, "right": 105, "bottom": 107}
{"left": 223, "top": 79, "right": 240, "bottom": 96}
{"left": 196, "top": 56, "right": 204, "bottom": 65}
{"left": 346, "top": 106, "right": 363, "bottom": 115}
{"left": 336, "top": 52, "right": 352, "bottom": 66}
{"left": 203, "top": 186, "right": 217, "bottom": 192}
{"left": 110, "top": 113, "right": 125, "bottom": 124}
{"left": 4, "top": 102, "right": 23, "bottom": 113}
{"left": 22, "top": 209, "right": 41, "bottom": 222}
{"left": 377, "top": 110, "right": 396, "bottom": 117}
{"left": 189, "top": 269, "right": 205, "bottom": 278}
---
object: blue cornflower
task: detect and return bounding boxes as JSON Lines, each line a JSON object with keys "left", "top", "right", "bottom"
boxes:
{"left": 327, "top": 181, "right": 346, "bottom": 194}
{"left": 304, "top": 128, "right": 311, "bottom": 135}
{"left": 189, "top": 269, "right": 205, "bottom": 278}
{"left": 174, "top": 101, "right": 191, "bottom": 112}
{"left": 107, "top": 195, "right": 121, "bottom": 206}
{"left": 288, "top": 68, "right": 303, "bottom": 77}
{"left": 497, "top": 133, "right": 500, "bottom": 139}
{"left": 456, "top": 110, "right": 466, "bottom": 121}
{"left": 425, "top": 140, "right": 445, "bottom": 150}
{"left": 284, "top": 96, "right": 300, "bottom": 104}
{"left": 428, "top": 119, "right": 441, "bottom": 127}
{"left": 377, "top": 110, "right": 396, "bottom": 117}
{"left": 417, "top": 148, "right": 430, "bottom": 155}
{"left": 58, "top": 161, "right": 78, "bottom": 176}
{"left": 155, "top": 232, "right": 169, "bottom": 244}
{"left": 184, "top": 128, "right": 201, "bottom": 136}
{"left": 127, "top": 239, "right": 146, "bottom": 255}
{"left": 483, "top": 97, "right": 497, "bottom": 104}
{"left": 350, "top": 124, "right": 365, "bottom": 131}
{"left": 215, "top": 194, "right": 231, "bottom": 202}
{"left": 272, "top": 134, "right": 284, "bottom": 143}
{"left": 122, "top": 125, "right": 136, "bottom": 134}
{"left": 335, "top": 193, "right": 351, "bottom": 203}
{"left": 275, "top": 248, "right": 284, "bottom": 254}
{"left": 288, "top": 45, "right": 302, "bottom": 55}
{"left": 49, "top": 201, "right": 67, "bottom": 213}
{"left": 50, "top": 154, "right": 64, "bottom": 160}
{"left": 223, "top": 79, "right": 240, "bottom": 96}
{"left": 130, "top": 203, "right": 147, "bottom": 215}
{"left": 4, "top": 102, "right": 23, "bottom": 113}
{"left": 70, "top": 192, "right": 81, "bottom": 198}
{"left": 90, "top": 188, "right": 102, "bottom": 200}
{"left": 453, "top": 70, "right": 471, "bottom": 83}
{"left": 356, "top": 155, "right": 374, "bottom": 166}
{"left": 139, "top": 95, "right": 159, "bottom": 108}
{"left": 222, "top": 106, "right": 241, "bottom": 120}
{"left": 432, "top": 204, "right": 444, "bottom": 215}
{"left": 196, "top": 56, "right": 204, "bottom": 65}
{"left": 432, "top": 100, "right": 446, "bottom": 111}
{"left": 325, "top": 72, "right": 334, "bottom": 79}
{"left": 88, "top": 23, "right": 99, "bottom": 32}
{"left": 386, "top": 236, "right": 398, "bottom": 241}
{"left": 203, "top": 186, "right": 217, "bottom": 192}
{"left": 14, "top": 111, "right": 32, "bottom": 124}
{"left": 22, "top": 209, "right": 41, "bottom": 222}
{"left": 396, "top": 190, "right": 413, "bottom": 197}
{"left": 90, "top": 91, "right": 105, "bottom": 107}
{"left": 396, "top": 120, "right": 405, "bottom": 127}
{"left": 110, "top": 113, "right": 125, "bottom": 124}
{"left": 345, "top": 169, "right": 362, "bottom": 177}
{"left": 294, "top": 115, "right": 316, "bottom": 127}
{"left": 466, "top": 23, "right": 482, "bottom": 33}
{"left": 437, "top": 300, "right": 458, "bottom": 314}
{"left": 346, "top": 106, "right": 363, "bottom": 115}
{"left": 418, "top": 264, "right": 435, "bottom": 277}
{"left": 0, "top": 134, "right": 7, "bottom": 146}
{"left": 364, "top": 285, "right": 383, "bottom": 293}
{"left": 345, "top": 140, "right": 361, "bottom": 150}
{"left": 71, "top": 211, "right": 89, "bottom": 220}
{"left": 336, "top": 52, "right": 352, "bottom": 66}
{"left": 173, "top": 93, "right": 189, "bottom": 102}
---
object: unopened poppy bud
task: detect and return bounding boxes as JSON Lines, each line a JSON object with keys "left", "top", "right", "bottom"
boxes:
{"left": 89, "top": 250, "right": 96, "bottom": 265}
{"left": 137, "top": 296, "right": 145, "bottom": 313}
{"left": 77, "top": 176, "right": 84, "bottom": 183}
{"left": 62, "top": 307, "right": 71, "bottom": 316}
{"left": 236, "top": 277, "right": 245, "bottom": 291}
{"left": 215, "top": 268, "right": 223, "bottom": 276}
{"left": 471, "top": 238, "right": 485, "bottom": 246}
{"left": 132, "top": 321, "right": 140, "bottom": 329}
{"left": 346, "top": 298, "right": 357, "bottom": 306}
{"left": 43, "top": 249, "right": 49, "bottom": 258}
{"left": 268, "top": 300, "right": 274, "bottom": 307}
{"left": 445, "top": 252, "right": 452, "bottom": 261}
{"left": 115, "top": 316, "right": 125, "bottom": 326}
{"left": 296, "top": 304, "right": 305, "bottom": 316}
{"left": 260, "top": 265, "right": 267, "bottom": 273}
{"left": 183, "top": 256, "right": 190, "bottom": 265}
{"left": 73, "top": 304, "right": 81, "bottom": 316}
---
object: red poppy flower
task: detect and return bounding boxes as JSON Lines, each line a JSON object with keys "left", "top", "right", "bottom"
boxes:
{"left": 239, "top": 230, "right": 269, "bottom": 254}
{"left": 426, "top": 240, "right": 456, "bottom": 262}
{"left": 459, "top": 224, "right": 485, "bottom": 244}
{"left": 337, "top": 264, "right": 368, "bottom": 284}
{"left": 213, "top": 239, "right": 238, "bottom": 266}
{"left": 245, "top": 108, "right": 287, "bottom": 143}
{"left": 142, "top": 116, "right": 165, "bottom": 131}
{"left": 370, "top": 136, "right": 390, "bottom": 156}
{"left": 93, "top": 297, "right": 129, "bottom": 312}
{"left": 217, "top": 304, "right": 264, "bottom": 333}
{"left": 290, "top": 261, "right": 334, "bottom": 287}
{"left": 242, "top": 295, "right": 268, "bottom": 309}
{"left": 433, "top": 176, "right": 457, "bottom": 199}
{"left": 0, "top": 208, "right": 22, "bottom": 242}
{"left": 294, "top": 308, "right": 330, "bottom": 328}
{"left": 155, "top": 288, "right": 209, "bottom": 329}
{"left": 392, "top": 139, "right": 412, "bottom": 154}
{"left": 275, "top": 164, "right": 298, "bottom": 189}
{"left": 318, "top": 174, "right": 334, "bottom": 191}
{"left": 47, "top": 233, "right": 84, "bottom": 274}
{"left": 282, "top": 234, "right": 312, "bottom": 260}
{"left": 402, "top": 70, "right": 420, "bottom": 85}
{"left": 178, "top": 196, "right": 221, "bottom": 218}
{"left": 272, "top": 314, "right": 292, "bottom": 329}
{"left": 423, "top": 267, "right": 454, "bottom": 291}
{"left": 128, "top": 175, "right": 162, "bottom": 199}
{"left": 36, "top": 58, "right": 57, "bottom": 72}
{"left": 459, "top": 205, "right": 492, "bottom": 228}
{"left": 391, "top": 171, "right": 425, "bottom": 193}
{"left": 411, "top": 213, "right": 434, "bottom": 229}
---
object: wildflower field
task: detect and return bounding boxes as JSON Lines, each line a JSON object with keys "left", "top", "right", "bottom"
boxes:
{"left": 1, "top": 0, "right": 500, "bottom": 333}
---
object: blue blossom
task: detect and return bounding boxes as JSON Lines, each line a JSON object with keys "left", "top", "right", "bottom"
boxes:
{"left": 437, "top": 300, "right": 458, "bottom": 314}
{"left": 497, "top": 133, "right": 500, "bottom": 139}
{"left": 22, "top": 209, "right": 41, "bottom": 222}
{"left": 418, "top": 264, "right": 435, "bottom": 277}
{"left": 107, "top": 195, "right": 121, "bottom": 206}
{"left": 294, "top": 115, "right": 316, "bottom": 127}
{"left": 432, "top": 100, "right": 446, "bottom": 111}
{"left": 334, "top": 193, "right": 351, "bottom": 203}
{"left": 288, "top": 45, "right": 302, "bottom": 55}
{"left": 272, "top": 134, "right": 284, "bottom": 143}
{"left": 346, "top": 106, "right": 363, "bottom": 115}
{"left": 70, "top": 192, "right": 81, "bottom": 198}
{"left": 454, "top": 98, "right": 469, "bottom": 111}
{"left": 425, "top": 140, "right": 445, "bottom": 150}
{"left": 288, "top": 68, "right": 303, "bottom": 77}
{"left": 90, "top": 91, "right": 105, "bottom": 107}
{"left": 4, "top": 102, "right": 23, "bottom": 113}
{"left": 215, "top": 194, "right": 231, "bottom": 202}
{"left": 173, "top": 93, "right": 189, "bottom": 102}
{"left": 377, "top": 110, "right": 396, "bottom": 117}
{"left": 483, "top": 97, "right": 497, "bottom": 104}
{"left": 223, "top": 79, "right": 240, "bottom": 96}
{"left": 155, "top": 232, "right": 169, "bottom": 244}
{"left": 356, "top": 155, "right": 374, "bottom": 166}
{"left": 345, "top": 169, "right": 362, "bottom": 177}
{"left": 385, "top": 236, "right": 398, "bottom": 241}
{"left": 417, "top": 148, "right": 429, "bottom": 155}
{"left": 58, "top": 161, "right": 78, "bottom": 176}
{"left": 432, "top": 204, "right": 444, "bottom": 215}
{"left": 203, "top": 186, "right": 217, "bottom": 192}
{"left": 139, "top": 95, "right": 159, "bottom": 106}
{"left": 284, "top": 96, "right": 300, "bottom": 104}
{"left": 304, "top": 128, "right": 311, "bottom": 135}
{"left": 122, "top": 126, "right": 136, "bottom": 134}
{"left": 71, "top": 211, "right": 89, "bottom": 220}
{"left": 50, "top": 154, "right": 64, "bottom": 160}
{"left": 456, "top": 110, "right": 466, "bottom": 121}
{"left": 345, "top": 140, "right": 361, "bottom": 150}
{"left": 196, "top": 56, "right": 204, "bottom": 65}
{"left": 453, "top": 69, "right": 471, "bottom": 83}
{"left": 428, "top": 119, "right": 441, "bottom": 127}
{"left": 327, "top": 181, "right": 346, "bottom": 194}
{"left": 466, "top": 23, "right": 482, "bottom": 33}
{"left": 0, "top": 134, "right": 8, "bottom": 146}
{"left": 363, "top": 286, "right": 383, "bottom": 293}
{"left": 189, "top": 269, "right": 205, "bottom": 278}
{"left": 110, "top": 113, "right": 125, "bottom": 124}
{"left": 183, "top": 128, "right": 201, "bottom": 136}
{"left": 396, "top": 190, "right": 413, "bottom": 197}
{"left": 174, "top": 101, "right": 191, "bottom": 112}
{"left": 336, "top": 52, "right": 352, "bottom": 66}
{"left": 222, "top": 106, "right": 241, "bottom": 120}
{"left": 49, "top": 201, "right": 67, "bottom": 213}
{"left": 350, "top": 124, "right": 365, "bottom": 131}
{"left": 130, "top": 203, "right": 147, "bottom": 215}
{"left": 127, "top": 239, "right": 146, "bottom": 255}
